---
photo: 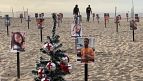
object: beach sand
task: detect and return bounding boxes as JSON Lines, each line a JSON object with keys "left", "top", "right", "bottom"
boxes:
{"left": 0, "top": 17, "right": 143, "bottom": 81}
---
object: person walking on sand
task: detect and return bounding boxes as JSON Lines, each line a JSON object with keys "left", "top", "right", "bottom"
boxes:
{"left": 73, "top": 5, "right": 80, "bottom": 24}
{"left": 73, "top": 5, "right": 80, "bottom": 16}
{"left": 92, "top": 13, "right": 95, "bottom": 21}
{"left": 96, "top": 14, "right": 100, "bottom": 23}
{"left": 86, "top": 5, "right": 92, "bottom": 22}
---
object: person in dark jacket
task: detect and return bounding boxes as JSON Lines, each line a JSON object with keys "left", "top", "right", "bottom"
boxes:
{"left": 73, "top": 5, "right": 80, "bottom": 24}
{"left": 73, "top": 5, "right": 80, "bottom": 16}
{"left": 86, "top": 5, "right": 92, "bottom": 22}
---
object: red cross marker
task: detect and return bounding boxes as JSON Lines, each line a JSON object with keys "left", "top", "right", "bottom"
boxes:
{"left": 46, "top": 43, "right": 52, "bottom": 51}
{"left": 47, "top": 62, "right": 52, "bottom": 70}
{"left": 38, "top": 68, "right": 43, "bottom": 78}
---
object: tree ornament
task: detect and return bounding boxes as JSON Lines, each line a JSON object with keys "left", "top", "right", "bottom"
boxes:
{"left": 46, "top": 62, "right": 56, "bottom": 71}
{"left": 38, "top": 67, "right": 44, "bottom": 79}
{"left": 41, "top": 77, "right": 50, "bottom": 81}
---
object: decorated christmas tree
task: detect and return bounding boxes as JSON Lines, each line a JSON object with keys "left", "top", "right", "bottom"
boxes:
{"left": 32, "top": 13, "right": 72, "bottom": 81}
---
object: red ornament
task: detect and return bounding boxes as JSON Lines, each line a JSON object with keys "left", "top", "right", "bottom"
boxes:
{"left": 38, "top": 68, "right": 44, "bottom": 79}
{"left": 41, "top": 77, "right": 50, "bottom": 81}
{"left": 47, "top": 43, "right": 52, "bottom": 51}
{"left": 60, "top": 62, "right": 69, "bottom": 73}
{"left": 43, "top": 43, "right": 53, "bottom": 52}
{"left": 61, "top": 56, "right": 69, "bottom": 64}
{"left": 47, "top": 62, "right": 52, "bottom": 70}
{"left": 46, "top": 62, "right": 56, "bottom": 71}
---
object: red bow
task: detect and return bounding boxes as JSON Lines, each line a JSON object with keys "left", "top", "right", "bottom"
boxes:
{"left": 60, "top": 62, "right": 69, "bottom": 73}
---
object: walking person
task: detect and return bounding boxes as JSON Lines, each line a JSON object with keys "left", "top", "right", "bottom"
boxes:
{"left": 86, "top": 5, "right": 92, "bottom": 22}
{"left": 92, "top": 13, "right": 95, "bottom": 21}
{"left": 73, "top": 5, "right": 80, "bottom": 16}
{"left": 73, "top": 5, "right": 80, "bottom": 24}
{"left": 96, "top": 14, "right": 100, "bottom": 23}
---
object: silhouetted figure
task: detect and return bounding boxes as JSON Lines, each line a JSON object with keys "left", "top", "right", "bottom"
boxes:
{"left": 86, "top": 5, "right": 92, "bottom": 22}
{"left": 73, "top": 5, "right": 80, "bottom": 16}
{"left": 92, "top": 13, "right": 95, "bottom": 21}
{"left": 96, "top": 14, "right": 100, "bottom": 23}
{"left": 126, "top": 13, "right": 129, "bottom": 21}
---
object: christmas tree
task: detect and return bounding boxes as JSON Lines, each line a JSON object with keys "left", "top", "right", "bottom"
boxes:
{"left": 32, "top": 13, "right": 72, "bottom": 81}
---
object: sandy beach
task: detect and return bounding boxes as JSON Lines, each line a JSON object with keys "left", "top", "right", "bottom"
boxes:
{"left": 0, "top": 17, "right": 143, "bottom": 81}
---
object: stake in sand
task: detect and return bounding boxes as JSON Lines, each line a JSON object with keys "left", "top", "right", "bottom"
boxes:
{"left": 11, "top": 32, "right": 25, "bottom": 79}
{"left": 20, "top": 14, "right": 23, "bottom": 23}
{"left": 36, "top": 16, "right": 44, "bottom": 42}
{"left": 5, "top": 15, "right": 10, "bottom": 36}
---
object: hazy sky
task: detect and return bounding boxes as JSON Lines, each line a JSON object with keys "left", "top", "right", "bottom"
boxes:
{"left": 0, "top": 0, "right": 143, "bottom": 13}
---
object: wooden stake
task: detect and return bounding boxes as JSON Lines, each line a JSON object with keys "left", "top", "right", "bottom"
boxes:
{"left": 84, "top": 64, "right": 88, "bottom": 81}
{"left": 133, "top": 29, "right": 135, "bottom": 41}
{"left": 40, "top": 28, "right": 43, "bottom": 42}
{"left": 6, "top": 25, "right": 9, "bottom": 36}
{"left": 17, "top": 52, "right": 20, "bottom": 79}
